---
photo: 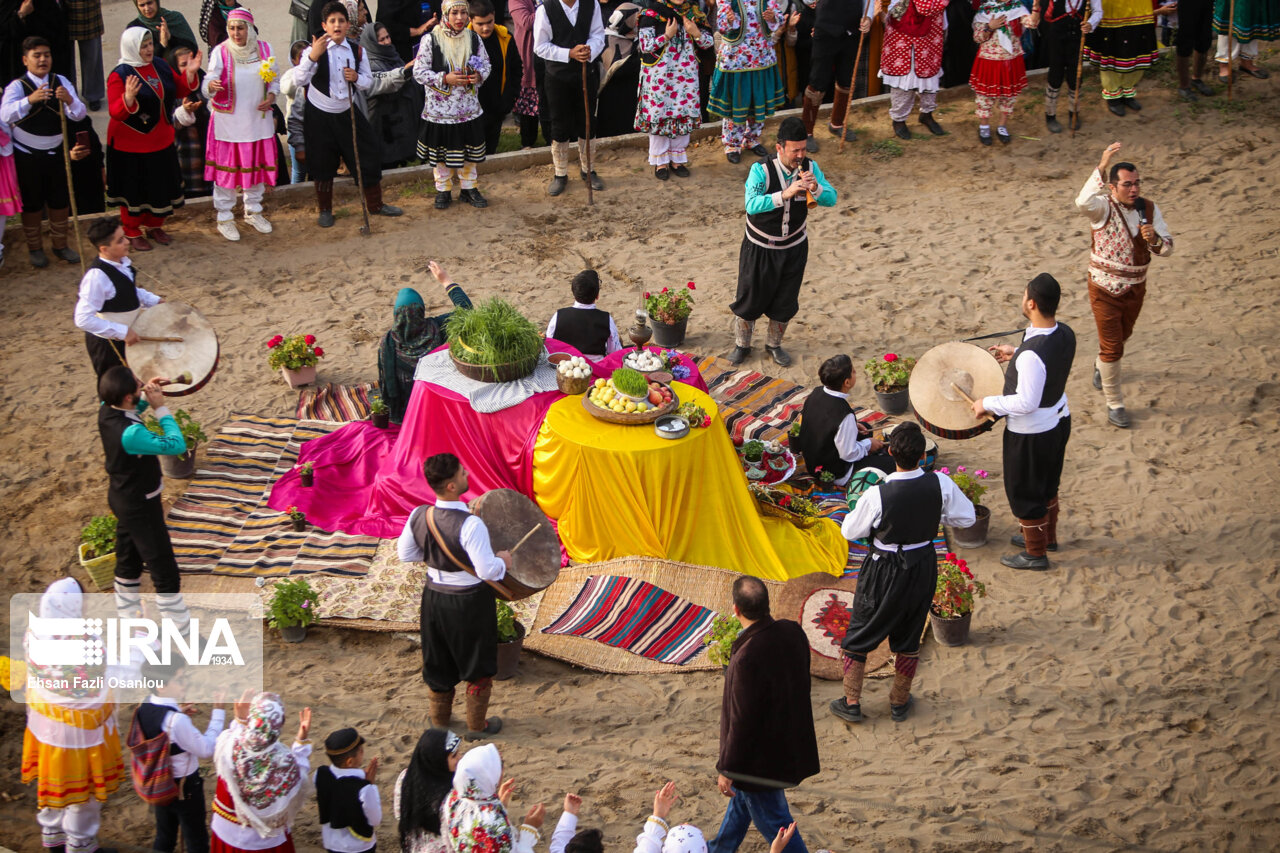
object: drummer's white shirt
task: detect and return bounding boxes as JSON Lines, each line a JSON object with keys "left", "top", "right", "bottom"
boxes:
{"left": 980, "top": 324, "right": 1070, "bottom": 435}
{"left": 398, "top": 499, "right": 507, "bottom": 587}
{"left": 823, "top": 387, "right": 873, "bottom": 487}
{"left": 73, "top": 257, "right": 163, "bottom": 340}
{"left": 841, "top": 469, "right": 976, "bottom": 550}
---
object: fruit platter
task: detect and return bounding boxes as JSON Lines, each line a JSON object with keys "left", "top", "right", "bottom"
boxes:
{"left": 583, "top": 367, "right": 679, "bottom": 424}
{"left": 735, "top": 437, "right": 796, "bottom": 484}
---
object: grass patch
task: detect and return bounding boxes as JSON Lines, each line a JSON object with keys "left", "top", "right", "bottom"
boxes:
{"left": 865, "top": 139, "right": 905, "bottom": 160}
{"left": 333, "top": 207, "right": 353, "bottom": 219}
{"left": 445, "top": 297, "right": 544, "bottom": 367}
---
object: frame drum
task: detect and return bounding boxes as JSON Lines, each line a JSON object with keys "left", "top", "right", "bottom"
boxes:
{"left": 471, "top": 489, "right": 560, "bottom": 601}
{"left": 125, "top": 302, "right": 220, "bottom": 396}
{"left": 909, "top": 342, "right": 1005, "bottom": 440}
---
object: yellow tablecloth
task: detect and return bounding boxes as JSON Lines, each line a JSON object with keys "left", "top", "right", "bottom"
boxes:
{"left": 532, "top": 384, "right": 847, "bottom": 581}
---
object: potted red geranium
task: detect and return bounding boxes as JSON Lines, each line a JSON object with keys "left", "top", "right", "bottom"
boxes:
{"left": 267, "top": 333, "right": 326, "bottom": 388}
{"left": 931, "top": 552, "right": 988, "bottom": 646}
{"left": 643, "top": 282, "right": 696, "bottom": 348}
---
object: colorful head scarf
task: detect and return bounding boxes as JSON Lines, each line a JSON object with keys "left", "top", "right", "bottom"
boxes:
{"left": 225, "top": 7, "right": 261, "bottom": 62}
{"left": 213, "top": 692, "right": 311, "bottom": 839}
{"left": 119, "top": 27, "right": 154, "bottom": 68}
{"left": 657, "top": 0, "right": 708, "bottom": 27}
{"left": 443, "top": 744, "right": 516, "bottom": 853}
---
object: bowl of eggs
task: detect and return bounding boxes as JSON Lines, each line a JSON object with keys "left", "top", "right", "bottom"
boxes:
{"left": 550, "top": 353, "right": 595, "bottom": 395}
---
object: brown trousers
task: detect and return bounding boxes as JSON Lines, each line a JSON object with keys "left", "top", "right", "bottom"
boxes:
{"left": 1088, "top": 280, "right": 1146, "bottom": 363}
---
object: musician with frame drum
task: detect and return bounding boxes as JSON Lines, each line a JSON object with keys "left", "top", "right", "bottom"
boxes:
{"left": 397, "top": 452, "right": 513, "bottom": 742}
{"left": 73, "top": 215, "right": 164, "bottom": 380}
{"left": 971, "top": 273, "right": 1076, "bottom": 571}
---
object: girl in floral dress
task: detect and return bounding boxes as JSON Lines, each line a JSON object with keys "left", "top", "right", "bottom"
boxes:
{"left": 211, "top": 692, "right": 313, "bottom": 853}
{"left": 441, "top": 744, "right": 542, "bottom": 853}
{"left": 970, "top": 0, "right": 1038, "bottom": 145}
{"left": 635, "top": 0, "right": 713, "bottom": 180}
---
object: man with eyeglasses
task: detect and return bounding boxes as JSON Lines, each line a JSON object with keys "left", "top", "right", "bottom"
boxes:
{"left": 1075, "top": 141, "right": 1173, "bottom": 428}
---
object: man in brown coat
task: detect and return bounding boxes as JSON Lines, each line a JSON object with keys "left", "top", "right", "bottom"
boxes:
{"left": 708, "top": 575, "right": 819, "bottom": 853}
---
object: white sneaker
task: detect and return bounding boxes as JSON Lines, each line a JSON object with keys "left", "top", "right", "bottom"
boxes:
{"left": 217, "top": 219, "right": 241, "bottom": 242}
{"left": 244, "top": 212, "right": 273, "bottom": 234}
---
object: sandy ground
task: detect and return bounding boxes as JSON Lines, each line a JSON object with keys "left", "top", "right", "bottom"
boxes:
{"left": 2, "top": 38, "right": 1280, "bottom": 852}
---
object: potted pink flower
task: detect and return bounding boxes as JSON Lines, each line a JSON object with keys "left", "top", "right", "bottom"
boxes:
{"left": 943, "top": 466, "right": 992, "bottom": 548}
{"left": 864, "top": 352, "right": 916, "bottom": 415}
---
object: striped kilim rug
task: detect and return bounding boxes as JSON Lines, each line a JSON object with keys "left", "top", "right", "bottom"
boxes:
{"left": 541, "top": 575, "right": 718, "bottom": 666}
{"left": 296, "top": 382, "right": 378, "bottom": 422}
{"left": 168, "top": 413, "right": 380, "bottom": 579}
{"left": 811, "top": 488, "right": 949, "bottom": 579}
{"left": 694, "top": 355, "right": 809, "bottom": 443}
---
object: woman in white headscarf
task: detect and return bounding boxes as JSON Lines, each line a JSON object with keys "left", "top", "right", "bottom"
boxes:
{"left": 203, "top": 8, "right": 280, "bottom": 241}
{"left": 106, "top": 27, "right": 202, "bottom": 250}
{"left": 21, "top": 577, "right": 123, "bottom": 853}
{"left": 210, "top": 691, "right": 313, "bottom": 852}
{"left": 441, "top": 743, "right": 543, "bottom": 853}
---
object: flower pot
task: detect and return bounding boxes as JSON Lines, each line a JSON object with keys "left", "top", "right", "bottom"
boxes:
{"left": 78, "top": 542, "right": 117, "bottom": 592}
{"left": 874, "top": 387, "right": 910, "bottom": 415}
{"left": 299, "top": 472, "right": 314, "bottom": 487}
{"left": 280, "top": 625, "right": 308, "bottom": 643}
{"left": 160, "top": 448, "right": 196, "bottom": 479}
{"left": 371, "top": 412, "right": 390, "bottom": 429}
{"left": 930, "top": 610, "right": 972, "bottom": 647}
{"left": 290, "top": 517, "right": 307, "bottom": 532}
{"left": 282, "top": 365, "right": 317, "bottom": 388}
{"left": 650, "top": 316, "right": 688, "bottom": 348}
{"left": 948, "top": 504, "right": 991, "bottom": 549}
{"left": 495, "top": 623, "right": 526, "bottom": 680}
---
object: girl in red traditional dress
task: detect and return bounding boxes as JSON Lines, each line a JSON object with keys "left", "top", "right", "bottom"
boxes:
{"left": 969, "top": 0, "right": 1039, "bottom": 145}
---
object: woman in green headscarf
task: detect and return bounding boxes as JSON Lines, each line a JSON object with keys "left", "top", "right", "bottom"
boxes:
{"left": 378, "top": 261, "right": 472, "bottom": 423}
{"left": 130, "top": 0, "right": 199, "bottom": 55}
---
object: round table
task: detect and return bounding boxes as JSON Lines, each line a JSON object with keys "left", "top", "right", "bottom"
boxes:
{"left": 531, "top": 383, "right": 847, "bottom": 581}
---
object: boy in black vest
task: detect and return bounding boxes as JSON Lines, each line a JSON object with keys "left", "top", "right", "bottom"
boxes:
{"left": 137, "top": 661, "right": 226, "bottom": 853}
{"left": 794, "top": 353, "right": 892, "bottom": 485}
{"left": 295, "top": 1, "right": 404, "bottom": 228}
{"left": 96, "top": 364, "right": 192, "bottom": 631}
{"left": 831, "top": 422, "right": 975, "bottom": 723}
{"left": 470, "top": 0, "right": 522, "bottom": 155}
{"left": 972, "top": 272, "right": 1075, "bottom": 571}
{"left": 544, "top": 269, "right": 620, "bottom": 360}
{"left": 532, "top": 0, "right": 606, "bottom": 195}
{"left": 315, "top": 728, "right": 381, "bottom": 853}
{"left": 73, "top": 216, "right": 165, "bottom": 381}
{"left": 397, "top": 453, "right": 513, "bottom": 740}
{"left": 0, "top": 36, "right": 87, "bottom": 268}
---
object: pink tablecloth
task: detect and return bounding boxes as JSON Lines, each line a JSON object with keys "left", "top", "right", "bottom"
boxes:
{"left": 266, "top": 343, "right": 706, "bottom": 540}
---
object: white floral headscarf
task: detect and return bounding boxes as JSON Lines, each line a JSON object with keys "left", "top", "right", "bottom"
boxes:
{"left": 213, "top": 692, "right": 312, "bottom": 838}
{"left": 442, "top": 744, "right": 516, "bottom": 853}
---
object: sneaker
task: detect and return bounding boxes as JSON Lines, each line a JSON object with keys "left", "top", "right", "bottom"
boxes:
{"left": 673, "top": 163, "right": 690, "bottom": 178}
{"left": 435, "top": 190, "right": 452, "bottom": 209}
{"left": 244, "top": 212, "right": 273, "bottom": 233}
{"left": 547, "top": 174, "right": 568, "bottom": 196}
{"left": 727, "top": 345, "right": 752, "bottom": 365}
{"left": 217, "top": 220, "right": 241, "bottom": 242}
{"left": 318, "top": 210, "right": 335, "bottom": 228}
{"left": 460, "top": 188, "right": 488, "bottom": 208}
{"left": 829, "top": 697, "right": 863, "bottom": 723}
{"left": 373, "top": 203, "right": 403, "bottom": 217}
{"left": 29, "top": 249, "right": 49, "bottom": 268}
{"left": 52, "top": 246, "right": 80, "bottom": 263}
{"left": 1107, "top": 406, "right": 1131, "bottom": 428}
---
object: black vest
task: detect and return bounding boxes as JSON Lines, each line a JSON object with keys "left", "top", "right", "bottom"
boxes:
{"left": 14, "top": 76, "right": 65, "bottom": 136}
{"left": 112, "top": 60, "right": 179, "bottom": 135}
{"left": 795, "top": 388, "right": 856, "bottom": 483}
{"left": 411, "top": 506, "right": 474, "bottom": 572}
{"left": 99, "top": 405, "right": 163, "bottom": 503}
{"left": 314, "top": 765, "right": 375, "bottom": 841}
{"left": 1003, "top": 324, "right": 1076, "bottom": 407}
{"left": 552, "top": 307, "right": 611, "bottom": 357}
{"left": 745, "top": 157, "right": 810, "bottom": 250}
{"left": 543, "top": 0, "right": 594, "bottom": 83}
{"left": 95, "top": 259, "right": 142, "bottom": 313}
{"left": 814, "top": 0, "right": 863, "bottom": 37}
{"left": 310, "top": 41, "right": 363, "bottom": 100}
{"left": 874, "top": 473, "right": 943, "bottom": 545}
{"left": 137, "top": 701, "right": 186, "bottom": 757}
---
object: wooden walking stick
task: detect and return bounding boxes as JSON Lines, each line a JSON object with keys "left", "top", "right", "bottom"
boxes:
{"left": 839, "top": 29, "right": 869, "bottom": 153}
{"left": 1071, "top": 0, "right": 1088, "bottom": 137}
{"left": 581, "top": 60, "right": 594, "bottom": 206}
{"left": 58, "top": 102, "right": 86, "bottom": 275}
{"left": 347, "top": 61, "right": 372, "bottom": 235}
{"left": 1227, "top": 0, "right": 1236, "bottom": 102}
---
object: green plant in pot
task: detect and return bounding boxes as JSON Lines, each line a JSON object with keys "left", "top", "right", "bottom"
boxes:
{"left": 145, "top": 409, "right": 208, "bottom": 479}
{"left": 931, "top": 552, "right": 988, "bottom": 647}
{"left": 942, "top": 465, "right": 992, "bottom": 548}
{"left": 642, "top": 281, "right": 696, "bottom": 347}
{"left": 78, "top": 513, "right": 118, "bottom": 591}
{"left": 369, "top": 396, "right": 390, "bottom": 429}
{"left": 285, "top": 505, "right": 307, "bottom": 532}
{"left": 297, "top": 461, "right": 315, "bottom": 487}
{"left": 703, "top": 613, "right": 742, "bottom": 667}
{"left": 495, "top": 600, "right": 526, "bottom": 680}
{"left": 267, "top": 577, "right": 320, "bottom": 643}
{"left": 446, "top": 298, "right": 544, "bottom": 383}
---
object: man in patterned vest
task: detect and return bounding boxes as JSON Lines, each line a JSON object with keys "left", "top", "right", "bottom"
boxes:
{"left": 1074, "top": 142, "right": 1173, "bottom": 428}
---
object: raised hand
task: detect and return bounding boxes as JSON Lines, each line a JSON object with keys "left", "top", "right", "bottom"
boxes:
{"left": 297, "top": 706, "right": 312, "bottom": 742}
{"left": 159, "top": 16, "right": 171, "bottom": 47}
{"left": 365, "top": 755, "right": 380, "bottom": 783}
{"left": 1099, "top": 141, "right": 1122, "bottom": 171}
{"left": 207, "top": 78, "right": 225, "bottom": 93}
{"left": 654, "top": 781, "right": 678, "bottom": 818}
{"left": 770, "top": 822, "right": 798, "bottom": 853}
{"left": 563, "top": 792, "right": 582, "bottom": 815}
{"left": 124, "top": 75, "right": 143, "bottom": 107}
{"left": 310, "top": 33, "right": 333, "bottom": 61}
{"left": 233, "top": 688, "right": 255, "bottom": 721}
{"left": 523, "top": 802, "right": 546, "bottom": 829}
{"left": 498, "top": 777, "right": 516, "bottom": 806}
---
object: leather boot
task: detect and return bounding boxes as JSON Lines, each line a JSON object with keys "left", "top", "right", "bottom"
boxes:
{"left": 728, "top": 317, "right": 753, "bottom": 365}
{"left": 427, "top": 688, "right": 455, "bottom": 728}
{"left": 1047, "top": 497, "right": 1060, "bottom": 549}
{"left": 315, "top": 180, "right": 335, "bottom": 227}
{"left": 827, "top": 86, "right": 855, "bottom": 140}
{"left": 21, "top": 211, "right": 46, "bottom": 267}
{"left": 463, "top": 679, "right": 503, "bottom": 741}
{"left": 48, "top": 208, "right": 80, "bottom": 263}
{"left": 888, "top": 653, "right": 918, "bottom": 721}
{"left": 765, "top": 320, "right": 791, "bottom": 367}
{"left": 1001, "top": 516, "right": 1051, "bottom": 570}
{"left": 801, "top": 87, "right": 822, "bottom": 138}
{"left": 365, "top": 183, "right": 404, "bottom": 216}
{"left": 829, "top": 655, "right": 865, "bottom": 722}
